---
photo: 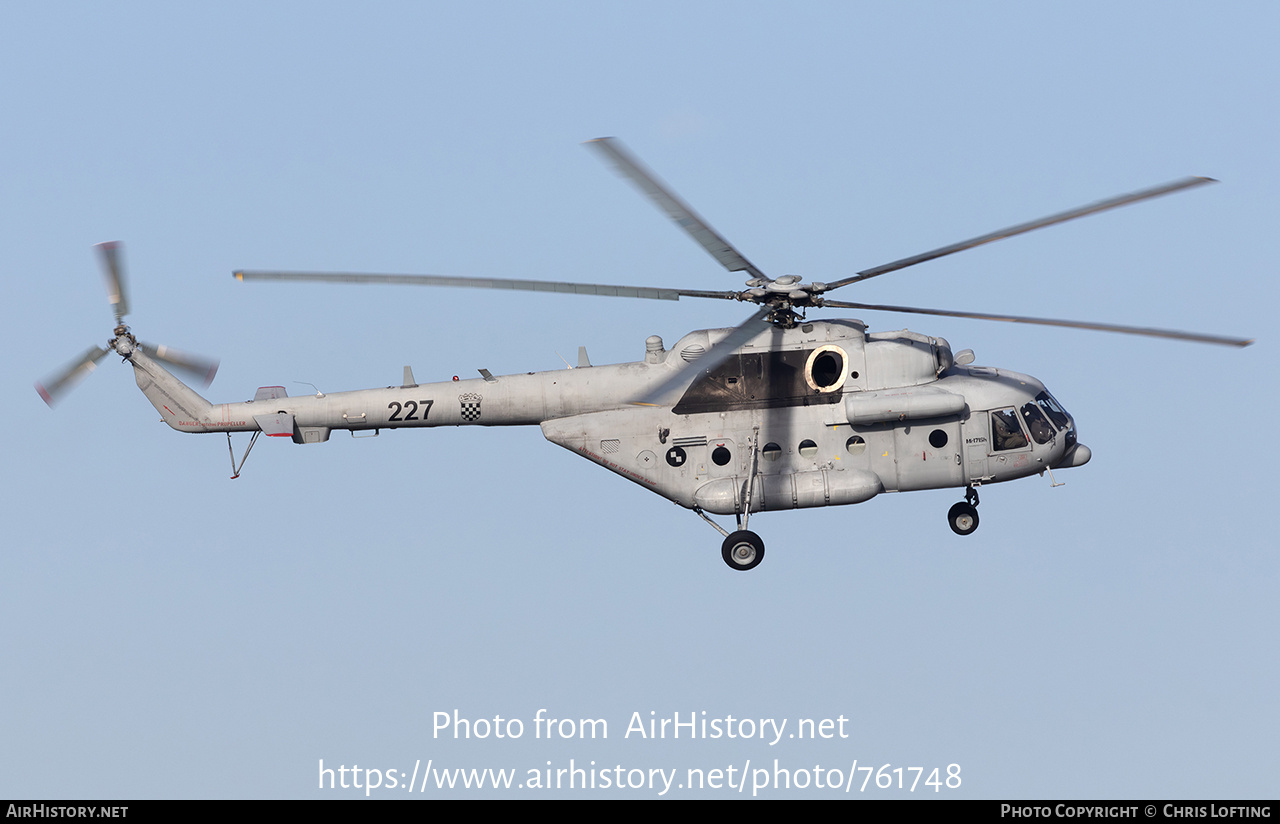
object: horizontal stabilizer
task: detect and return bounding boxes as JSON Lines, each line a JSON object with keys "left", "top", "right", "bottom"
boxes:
{"left": 254, "top": 412, "right": 295, "bottom": 437}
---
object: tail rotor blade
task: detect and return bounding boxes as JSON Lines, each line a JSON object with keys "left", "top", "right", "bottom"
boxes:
{"left": 139, "top": 342, "right": 219, "bottom": 386}
{"left": 96, "top": 241, "right": 129, "bottom": 324}
{"left": 35, "top": 346, "right": 111, "bottom": 406}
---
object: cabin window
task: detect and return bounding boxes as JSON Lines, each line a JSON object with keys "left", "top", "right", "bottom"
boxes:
{"left": 712, "top": 445, "right": 732, "bottom": 466}
{"left": 762, "top": 442, "right": 782, "bottom": 461}
{"left": 929, "top": 429, "right": 948, "bottom": 448}
{"left": 845, "top": 435, "right": 866, "bottom": 455}
{"left": 798, "top": 439, "right": 819, "bottom": 458}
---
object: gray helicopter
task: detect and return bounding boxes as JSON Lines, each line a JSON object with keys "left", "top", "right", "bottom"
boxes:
{"left": 38, "top": 139, "right": 1253, "bottom": 570}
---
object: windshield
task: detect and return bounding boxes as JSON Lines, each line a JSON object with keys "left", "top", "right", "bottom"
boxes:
{"left": 1035, "top": 390, "right": 1076, "bottom": 447}
{"left": 1020, "top": 402, "right": 1057, "bottom": 445}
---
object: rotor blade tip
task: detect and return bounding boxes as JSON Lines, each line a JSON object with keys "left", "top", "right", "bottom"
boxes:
{"left": 34, "top": 383, "right": 53, "bottom": 406}
{"left": 233, "top": 271, "right": 244, "bottom": 281}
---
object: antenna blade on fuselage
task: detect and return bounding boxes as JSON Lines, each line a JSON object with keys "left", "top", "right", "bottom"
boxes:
{"left": 819, "top": 298, "right": 1253, "bottom": 347}
{"left": 824, "top": 177, "right": 1217, "bottom": 291}
{"left": 586, "top": 137, "right": 768, "bottom": 282}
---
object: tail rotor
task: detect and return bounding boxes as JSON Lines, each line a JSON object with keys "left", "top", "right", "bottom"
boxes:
{"left": 36, "top": 242, "right": 219, "bottom": 407}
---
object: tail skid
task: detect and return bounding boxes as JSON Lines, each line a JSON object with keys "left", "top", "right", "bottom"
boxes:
{"left": 227, "top": 430, "right": 260, "bottom": 480}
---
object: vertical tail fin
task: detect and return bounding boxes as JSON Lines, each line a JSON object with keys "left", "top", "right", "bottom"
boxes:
{"left": 128, "top": 347, "right": 214, "bottom": 431}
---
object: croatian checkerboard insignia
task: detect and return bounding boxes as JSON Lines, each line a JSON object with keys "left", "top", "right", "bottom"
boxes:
{"left": 459, "top": 392, "right": 482, "bottom": 422}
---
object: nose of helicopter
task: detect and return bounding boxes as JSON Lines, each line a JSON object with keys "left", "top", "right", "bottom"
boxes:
{"left": 1054, "top": 442, "right": 1091, "bottom": 468}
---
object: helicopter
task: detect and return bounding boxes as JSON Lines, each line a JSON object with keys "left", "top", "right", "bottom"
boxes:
{"left": 37, "top": 138, "right": 1253, "bottom": 571}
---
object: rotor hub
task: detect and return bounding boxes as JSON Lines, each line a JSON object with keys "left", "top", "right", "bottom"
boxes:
{"left": 740, "top": 274, "right": 825, "bottom": 316}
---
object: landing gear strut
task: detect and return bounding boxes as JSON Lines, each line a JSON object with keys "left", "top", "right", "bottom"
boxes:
{"left": 948, "top": 486, "right": 980, "bottom": 536}
{"left": 692, "top": 427, "right": 768, "bottom": 571}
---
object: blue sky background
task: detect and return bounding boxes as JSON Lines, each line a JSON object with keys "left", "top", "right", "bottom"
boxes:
{"left": 2, "top": 2, "right": 1275, "bottom": 799}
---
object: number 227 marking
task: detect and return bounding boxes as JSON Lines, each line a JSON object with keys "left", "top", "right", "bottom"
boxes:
{"left": 387, "top": 400, "right": 433, "bottom": 422}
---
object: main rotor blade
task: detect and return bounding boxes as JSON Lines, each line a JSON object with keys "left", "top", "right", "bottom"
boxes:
{"left": 634, "top": 306, "right": 773, "bottom": 406}
{"left": 138, "top": 342, "right": 220, "bottom": 386}
{"left": 96, "top": 241, "right": 129, "bottom": 323}
{"left": 35, "top": 345, "right": 111, "bottom": 406}
{"left": 233, "top": 269, "right": 740, "bottom": 303}
{"left": 586, "top": 137, "right": 768, "bottom": 282}
{"left": 824, "top": 177, "right": 1217, "bottom": 291}
{"left": 819, "top": 298, "right": 1253, "bottom": 347}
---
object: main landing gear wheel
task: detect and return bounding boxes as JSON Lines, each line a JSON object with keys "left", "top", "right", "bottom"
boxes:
{"left": 947, "top": 502, "right": 979, "bottom": 536}
{"left": 722, "top": 530, "right": 765, "bottom": 571}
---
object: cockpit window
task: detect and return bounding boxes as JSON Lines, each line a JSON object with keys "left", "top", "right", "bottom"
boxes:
{"left": 990, "top": 408, "right": 1028, "bottom": 451}
{"left": 1035, "top": 391, "right": 1070, "bottom": 430}
{"left": 1035, "top": 390, "right": 1076, "bottom": 448}
{"left": 1021, "top": 402, "right": 1056, "bottom": 445}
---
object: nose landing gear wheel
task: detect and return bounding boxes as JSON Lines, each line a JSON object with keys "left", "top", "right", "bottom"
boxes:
{"left": 947, "top": 502, "right": 979, "bottom": 536}
{"left": 721, "top": 530, "right": 765, "bottom": 571}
